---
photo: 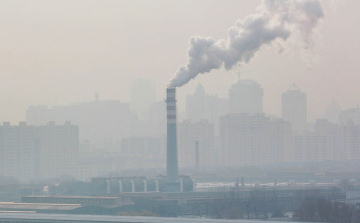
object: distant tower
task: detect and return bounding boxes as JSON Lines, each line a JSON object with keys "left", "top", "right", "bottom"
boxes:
{"left": 229, "top": 79, "right": 264, "bottom": 114}
{"left": 166, "top": 88, "right": 179, "bottom": 192}
{"left": 282, "top": 84, "right": 307, "bottom": 133}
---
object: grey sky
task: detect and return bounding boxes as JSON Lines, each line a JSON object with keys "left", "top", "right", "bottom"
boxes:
{"left": 0, "top": 0, "right": 358, "bottom": 123}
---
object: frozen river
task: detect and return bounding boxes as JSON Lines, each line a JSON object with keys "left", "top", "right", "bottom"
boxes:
{"left": 0, "top": 213, "right": 294, "bottom": 223}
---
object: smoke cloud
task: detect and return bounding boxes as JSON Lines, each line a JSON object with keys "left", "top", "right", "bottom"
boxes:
{"left": 168, "top": 0, "right": 324, "bottom": 88}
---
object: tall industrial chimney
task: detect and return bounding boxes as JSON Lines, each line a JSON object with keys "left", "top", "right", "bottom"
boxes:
{"left": 166, "top": 88, "right": 179, "bottom": 192}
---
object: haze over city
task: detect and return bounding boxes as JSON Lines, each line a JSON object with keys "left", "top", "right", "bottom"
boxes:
{"left": 0, "top": 0, "right": 359, "bottom": 124}
{"left": 1, "top": 0, "right": 360, "bottom": 222}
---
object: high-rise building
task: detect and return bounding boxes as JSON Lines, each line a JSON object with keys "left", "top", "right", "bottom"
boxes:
{"left": 186, "top": 83, "right": 229, "bottom": 135}
{"left": 38, "top": 121, "right": 79, "bottom": 179}
{"left": 0, "top": 122, "right": 80, "bottom": 181}
{"left": 26, "top": 100, "right": 139, "bottom": 152}
{"left": 294, "top": 119, "right": 360, "bottom": 162}
{"left": 293, "top": 130, "right": 332, "bottom": 162}
{"left": 282, "top": 84, "right": 307, "bottom": 133}
{"left": 219, "top": 113, "right": 292, "bottom": 166}
{"left": 315, "top": 119, "right": 340, "bottom": 160}
{"left": 229, "top": 79, "right": 264, "bottom": 114}
{"left": 130, "top": 78, "right": 156, "bottom": 121}
{"left": 340, "top": 107, "right": 360, "bottom": 125}
{"left": 339, "top": 121, "right": 360, "bottom": 161}
{"left": 0, "top": 122, "right": 38, "bottom": 181}
{"left": 178, "top": 120, "right": 215, "bottom": 168}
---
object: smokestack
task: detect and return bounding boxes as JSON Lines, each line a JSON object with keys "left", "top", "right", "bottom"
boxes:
{"left": 166, "top": 88, "right": 179, "bottom": 192}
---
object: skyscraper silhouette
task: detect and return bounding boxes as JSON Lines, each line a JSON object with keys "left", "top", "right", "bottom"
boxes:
{"left": 229, "top": 79, "right": 263, "bottom": 114}
{"left": 282, "top": 84, "right": 307, "bottom": 133}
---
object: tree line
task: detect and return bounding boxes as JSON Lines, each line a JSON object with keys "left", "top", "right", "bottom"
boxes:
{"left": 294, "top": 197, "right": 360, "bottom": 223}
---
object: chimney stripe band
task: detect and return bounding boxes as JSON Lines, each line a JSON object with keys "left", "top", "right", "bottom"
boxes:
{"left": 167, "top": 110, "right": 176, "bottom": 115}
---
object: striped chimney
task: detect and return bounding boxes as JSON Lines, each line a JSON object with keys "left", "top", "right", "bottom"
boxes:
{"left": 166, "top": 88, "right": 179, "bottom": 191}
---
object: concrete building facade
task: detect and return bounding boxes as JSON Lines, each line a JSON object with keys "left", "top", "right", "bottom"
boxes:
{"left": 186, "top": 83, "right": 229, "bottom": 135}
{"left": 294, "top": 130, "right": 332, "bottom": 162}
{"left": 178, "top": 120, "right": 215, "bottom": 168}
{"left": 38, "top": 121, "right": 79, "bottom": 179}
{"left": 282, "top": 84, "right": 307, "bottom": 133}
{"left": 0, "top": 122, "right": 38, "bottom": 180}
{"left": 0, "top": 122, "right": 80, "bottom": 181}
{"left": 282, "top": 84, "right": 307, "bottom": 134}
{"left": 26, "top": 100, "right": 139, "bottom": 153}
{"left": 292, "top": 119, "right": 360, "bottom": 162}
{"left": 339, "top": 121, "right": 360, "bottom": 161}
{"left": 219, "top": 113, "right": 292, "bottom": 166}
{"left": 229, "top": 79, "right": 264, "bottom": 115}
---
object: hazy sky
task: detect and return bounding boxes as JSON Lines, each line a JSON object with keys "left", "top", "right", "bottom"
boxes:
{"left": 0, "top": 0, "right": 359, "bottom": 123}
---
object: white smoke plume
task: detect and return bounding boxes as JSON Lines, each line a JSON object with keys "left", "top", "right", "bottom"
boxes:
{"left": 168, "top": 0, "right": 324, "bottom": 88}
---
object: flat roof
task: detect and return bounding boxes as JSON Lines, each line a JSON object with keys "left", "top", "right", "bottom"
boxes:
{"left": 0, "top": 202, "right": 81, "bottom": 211}
{"left": 0, "top": 213, "right": 293, "bottom": 223}
{"left": 23, "top": 196, "right": 120, "bottom": 200}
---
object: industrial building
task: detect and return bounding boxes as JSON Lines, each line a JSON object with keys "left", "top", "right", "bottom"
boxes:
{"left": 13, "top": 186, "right": 344, "bottom": 217}
{"left": 90, "top": 176, "right": 195, "bottom": 194}
{"left": 22, "top": 196, "right": 125, "bottom": 207}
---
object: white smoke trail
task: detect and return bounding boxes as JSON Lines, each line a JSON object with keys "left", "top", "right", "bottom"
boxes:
{"left": 168, "top": 0, "right": 324, "bottom": 88}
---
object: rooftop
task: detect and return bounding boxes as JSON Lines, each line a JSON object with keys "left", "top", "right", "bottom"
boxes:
{"left": 0, "top": 213, "right": 294, "bottom": 223}
{"left": 0, "top": 202, "right": 81, "bottom": 211}
{"left": 23, "top": 196, "right": 120, "bottom": 200}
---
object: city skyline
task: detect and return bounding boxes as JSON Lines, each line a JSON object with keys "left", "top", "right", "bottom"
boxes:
{"left": 3, "top": 79, "right": 360, "bottom": 171}
{"left": 19, "top": 78, "right": 352, "bottom": 127}
{"left": 1, "top": 76, "right": 357, "bottom": 125}
{"left": 0, "top": 0, "right": 359, "bottom": 124}
{"left": 1, "top": 0, "right": 360, "bottom": 221}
